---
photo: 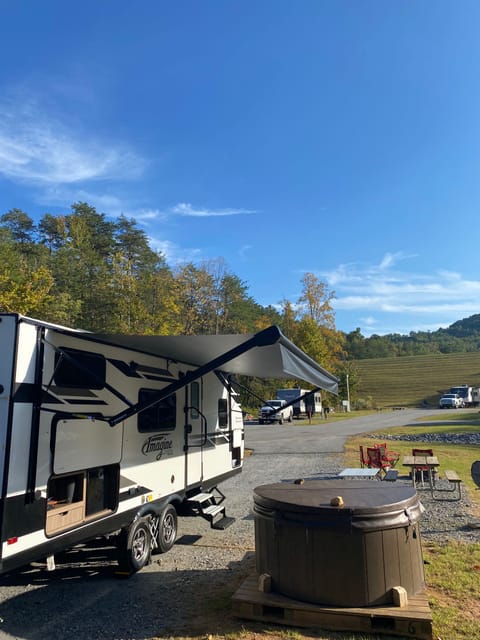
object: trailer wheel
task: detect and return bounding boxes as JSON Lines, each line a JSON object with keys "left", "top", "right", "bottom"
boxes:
{"left": 117, "top": 517, "right": 152, "bottom": 573}
{"left": 155, "top": 504, "right": 178, "bottom": 553}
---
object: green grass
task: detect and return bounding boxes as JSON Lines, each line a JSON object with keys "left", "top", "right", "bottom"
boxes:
{"left": 345, "top": 413, "right": 480, "bottom": 500}
{"left": 416, "top": 410, "right": 480, "bottom": 422}
{"left": 354, "top": 351, "right": 480, "bottom": 407}
{"left": 345, "top": 413, "right": 480, "bottom": 639}
{"left": 165, "top": 411, "right": 480, "bottom": 640}
{"left": 424, "top": 541, "right": 480, "bottom": 640}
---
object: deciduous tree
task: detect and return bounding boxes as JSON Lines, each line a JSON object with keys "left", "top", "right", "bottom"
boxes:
{"left": 297, "top": 272, "right": 335, "bottom": 328}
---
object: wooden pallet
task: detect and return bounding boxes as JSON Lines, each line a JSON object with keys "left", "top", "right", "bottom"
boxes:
{"left": 232, "top": 574, "right": 433, "bottom": 640}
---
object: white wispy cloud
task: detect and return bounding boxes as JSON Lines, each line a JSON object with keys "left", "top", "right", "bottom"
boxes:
{"left": 0, "top": 98, "right": 144, "bottom": 186}
{"left": 132, "top": 209, "right": 166, "bottom": 222}
{"left": 38, "top": 187, "right": 126, "bottom": 211}
{"left": 317, "top": 252, "right": 480, "bottom": 335}
{"left": 378, "top": 251, "right": 416, "bottom": 270}
{"left": 360, "top": 316, "right": 378, "bottom": 327}
{"left": 239, "top": 244, "right": 253, "bottom": 258}
{"left": 40, "top": 186, "right": 168, "bottom": 224}
{"left": 170, "top": 202, "right": 257, "bottom": 217}
{"left": 147, "top": 236, "right": 202, "bottom": 264}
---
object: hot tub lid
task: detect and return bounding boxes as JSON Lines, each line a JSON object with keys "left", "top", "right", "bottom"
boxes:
{"left": 253, "top": 479, "right": 424, "bottom": 532}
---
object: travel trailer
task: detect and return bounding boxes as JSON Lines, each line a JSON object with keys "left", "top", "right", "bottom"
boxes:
{"left": 0, "top": 313, "right": 338, "bottom": 575}
{"left": 448, "top": 385, "right": 480, "bottom": 407}
{"left": 276, "top": 388, "right": 322, "bottom": 418}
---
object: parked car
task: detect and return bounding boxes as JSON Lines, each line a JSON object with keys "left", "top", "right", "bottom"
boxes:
{"left": 258, "top": 399, "right": 294, "bottom": 424}
{"left": 439, "top": 393, "right": 464, "bottom": 409}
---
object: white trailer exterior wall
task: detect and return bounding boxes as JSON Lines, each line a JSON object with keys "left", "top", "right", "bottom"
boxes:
{"left": 0, "top": 315, "right": 338, "bottom": 575}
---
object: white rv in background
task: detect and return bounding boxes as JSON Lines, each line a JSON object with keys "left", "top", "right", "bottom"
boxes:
{"left": 0, "top": 314, "right": 338, "bottom": 576}
{"left": 449, "top": 385, "right": 480, "bottom": 407}
{"left": 276, "top": 388, "right": 322, "bottom": 418}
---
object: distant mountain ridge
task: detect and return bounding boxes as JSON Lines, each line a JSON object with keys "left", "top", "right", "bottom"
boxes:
{"left": 444, "top": 314, "right": 480, "bottom": 337}
{"left": 345, "top": 313, "right": 480, "bottom": 360}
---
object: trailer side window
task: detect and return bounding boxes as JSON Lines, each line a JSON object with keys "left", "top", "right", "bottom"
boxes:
{"left": 218, "top": 398, "right": 228, "bottom": 428}
{"left": 54, "top": 348, "right": 106, "bottom": 390}
{"left": 138, "top": 389, "right": 176, "bottom": 432}
{"left": 190, "top": 381, "right": 200, "bottom": 419}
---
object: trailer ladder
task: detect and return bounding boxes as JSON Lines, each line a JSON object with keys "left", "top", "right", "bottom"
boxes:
{"left": 186, "top": 488, "right": 235, "bottom": 530}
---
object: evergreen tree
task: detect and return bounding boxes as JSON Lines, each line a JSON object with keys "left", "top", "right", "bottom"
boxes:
{"left": 0, "top": 208, "right": 36, "bottom": 245}
{"left": 38, "top": 213, "right": 67, "bottom": 254}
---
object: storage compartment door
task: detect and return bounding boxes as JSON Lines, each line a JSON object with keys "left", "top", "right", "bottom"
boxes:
{"left": 0, "top": 315, "right": 18, "bottom": 489}
{"left": 53, "top": 417, "right": 122, "bottom": 474}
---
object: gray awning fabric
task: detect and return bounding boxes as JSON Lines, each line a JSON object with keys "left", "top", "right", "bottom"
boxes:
{"left": 80, "top": 325, "right": 339, "bottom": 394}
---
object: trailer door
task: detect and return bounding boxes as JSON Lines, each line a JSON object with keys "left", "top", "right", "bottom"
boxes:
{"left": 0, "top": 316, "right": 17, "bottom": 496}
{"left": 52, "top": 417, "right": 123, "bottom": 474}
{"left": 184, "top": 380, "right": 204, "bottom": 485}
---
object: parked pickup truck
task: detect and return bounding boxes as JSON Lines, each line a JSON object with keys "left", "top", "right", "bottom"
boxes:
{"left": 439, "top": 393, "right": 464, "bottom": 409}
{"left": 258, "top": 399, "right": 294, "bottom": 424}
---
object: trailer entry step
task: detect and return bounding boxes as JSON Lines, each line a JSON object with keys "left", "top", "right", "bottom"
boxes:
{"left": 187, "top": 493, "right": 214, "bottom": 504}
{"left": 202, "top": 504, "right": 225, "bottom": 518}
{"left": 212, "top": 516, "right": 235, "bottom": 530}
{"left": 185, "top": 489, "right": 234, "bottom": 529}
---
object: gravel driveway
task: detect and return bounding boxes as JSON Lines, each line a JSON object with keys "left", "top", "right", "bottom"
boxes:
{"left": 0, "top": 409, "right": 477, "bottom": 640}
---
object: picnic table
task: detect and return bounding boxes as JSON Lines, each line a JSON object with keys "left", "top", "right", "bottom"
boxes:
{"left": 402, "top": 455, "right": 439, "bottom": 492}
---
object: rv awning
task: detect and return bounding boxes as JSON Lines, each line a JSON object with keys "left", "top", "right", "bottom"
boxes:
{"left": 86, "top": 324, "right": 339, "bottom": 393}
{"left": 45, "top": 323, "right": 339, "bottom": 426}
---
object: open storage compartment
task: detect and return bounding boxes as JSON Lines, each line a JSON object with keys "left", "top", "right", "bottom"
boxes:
{"left": 46, "top": 464, "right": 119, "bottom": 535}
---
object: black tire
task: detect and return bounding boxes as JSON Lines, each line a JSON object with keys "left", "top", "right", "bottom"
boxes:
{"left": 155, "top": 504, "right": 177, "bottom": 553}
{"left": 117, "top": 517, "right": 152, "bottom": 573}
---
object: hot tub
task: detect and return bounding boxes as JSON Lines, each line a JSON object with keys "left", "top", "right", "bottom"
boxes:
{"left": 253, "top": 479, "right": 425, "bottom": 607}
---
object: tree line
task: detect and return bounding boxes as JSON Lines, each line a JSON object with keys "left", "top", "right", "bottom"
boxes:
{"left": 3, "top": 203, "right": 477, "bottom": 407}
{"left": 344, "top": 318, "right": 480, "bottom": 360}
{"left": 0, "top": 203, "right": 352, "bottom": 407}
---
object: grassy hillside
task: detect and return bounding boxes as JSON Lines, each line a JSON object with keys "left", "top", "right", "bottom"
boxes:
{"left": 355, "top": 351, "right": 480, "bottom": 408}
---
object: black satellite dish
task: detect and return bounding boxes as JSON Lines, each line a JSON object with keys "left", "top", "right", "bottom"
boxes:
{"left": 471, "top": 461, "right": 480, "bottom": 488}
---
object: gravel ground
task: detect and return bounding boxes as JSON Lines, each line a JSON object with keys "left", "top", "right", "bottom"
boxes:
{"left": 364, "top": 430, "right": 480, "bottom": 543}
{"left": 0, "top": 428, "right": 478, "bottom": 640}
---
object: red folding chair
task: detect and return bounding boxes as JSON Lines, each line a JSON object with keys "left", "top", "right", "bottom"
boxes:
{"left": 359, "top": 445, "right": 369, "bottom": 468}
{"left": 366, "top": 447, "right": 390, "bottom": 472}
{"left": 376, "top": 443, "right": 400, "bottom": 468}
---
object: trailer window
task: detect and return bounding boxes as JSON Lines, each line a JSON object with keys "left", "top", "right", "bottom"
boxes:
{"left": 190, "top": 381, "right": 200, "bottom": 419}
{"left": 218, "top": 398, "right": 228, "bottom": 428}
{"left": 138, "top": 389, "right": 176, "bottom": 432}
{"left": 54, "top": 348, "right": 106, "bottom": 390}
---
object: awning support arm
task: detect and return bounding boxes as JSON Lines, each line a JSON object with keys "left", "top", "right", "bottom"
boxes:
{"left": 107, "top": 325, "right": 283, "bottom": 427}
{"left": 219, "top": 374, "right": 270, "bottom": 407}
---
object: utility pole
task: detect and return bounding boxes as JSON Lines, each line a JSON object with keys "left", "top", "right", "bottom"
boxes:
{"left": 346, "top": 373, "right": 351, "bottom": 412}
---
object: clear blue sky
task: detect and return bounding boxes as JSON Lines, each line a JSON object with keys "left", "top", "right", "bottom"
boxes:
{"left": 1, "top": 1, "right": 480, "bottom": 337}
